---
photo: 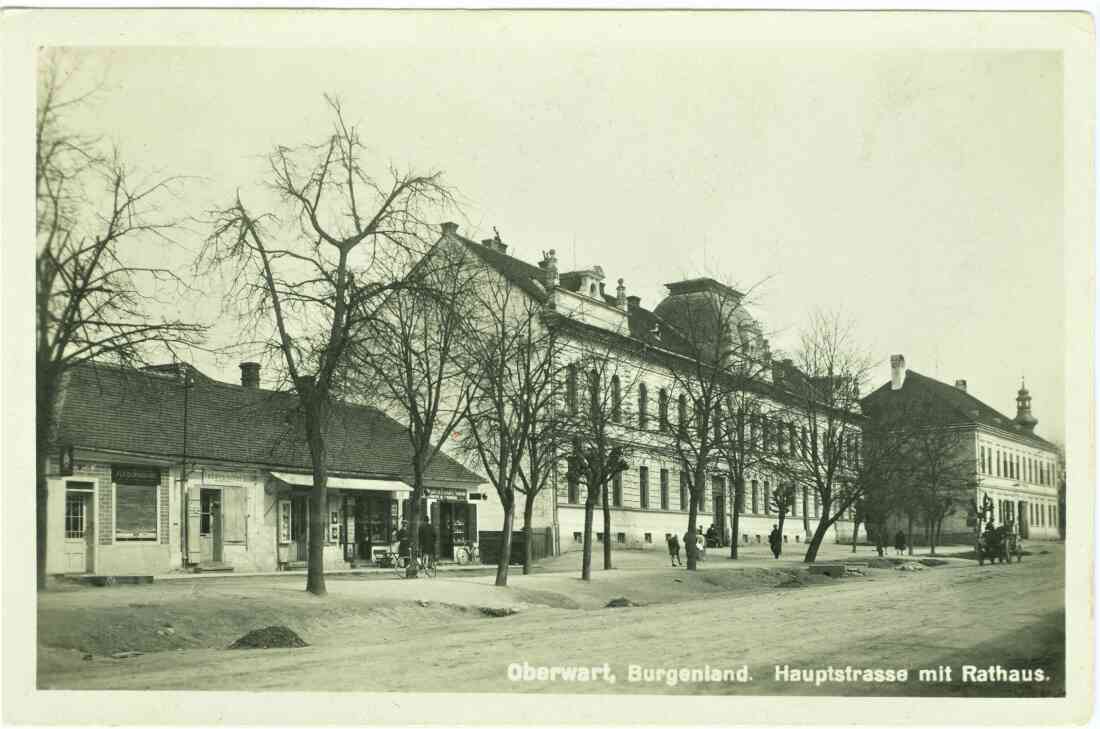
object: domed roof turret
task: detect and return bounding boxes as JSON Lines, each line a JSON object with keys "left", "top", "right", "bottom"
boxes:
{"left": 652, "top": 278, "right": 765, "bottom": 362}
{"left": 1014, "top": 378, "right": 1038, "bottom": 431}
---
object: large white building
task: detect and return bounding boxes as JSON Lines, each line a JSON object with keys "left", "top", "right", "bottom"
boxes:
{"left": 862, "top": 355, "right": 1062, "bottom": 544}
{"left": 442, "top": 224, "right": 858, "bottom": 555}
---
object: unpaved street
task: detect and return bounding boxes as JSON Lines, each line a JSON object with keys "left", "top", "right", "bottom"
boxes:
{"left": 38, "top": 545, "right": 1064, "bottom": 696}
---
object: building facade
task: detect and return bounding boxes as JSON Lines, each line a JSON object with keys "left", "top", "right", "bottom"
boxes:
{"left": 45, "top": 362, "right": 484, "bottom": 577}
{"left": 443, "top": 224, "right": 859, "bottom": 555}
{"left": 861, "top": 355, "right": 1062, "bottom": 544}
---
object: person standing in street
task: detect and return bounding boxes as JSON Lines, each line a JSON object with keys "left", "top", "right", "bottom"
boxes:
{"left": 894, "top": 529, "right": 907, "bottom": 556}
{"left": 666, "top": 533, "right": 682, "bottom": 567}
{"left": 768, "top": 525, "right": 782, "bottom": 559}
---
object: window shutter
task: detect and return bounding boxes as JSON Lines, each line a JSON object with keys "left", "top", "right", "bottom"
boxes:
{"left": 466, "top": 503, "right": 477, "bottom": 542}
{"left": 222, "top": 486, "right": 248, "bottom": 544}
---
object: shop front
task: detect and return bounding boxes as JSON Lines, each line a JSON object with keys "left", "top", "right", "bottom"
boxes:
{"left": 269, "top": 472, "right": 412, "bottom": 568}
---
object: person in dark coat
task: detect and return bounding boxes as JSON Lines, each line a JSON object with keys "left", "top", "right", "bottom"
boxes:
{"left": 768, "top": 525, "right": 781, "bottom": 559}
{"left": 396, "top": 521, "right": 409, "bottom": 557}
{"left": 666, "top": 533, "right": 682, "bottom": 567}
{"left": 894, "top": 529, "right": 907, "bottom": 556}
{"left": 418, "top": 519, "right": 436, "bottom": 566}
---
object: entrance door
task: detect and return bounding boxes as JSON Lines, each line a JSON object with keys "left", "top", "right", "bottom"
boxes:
{"left": 63, "top": 488, "right": 93, "bottom": 573}
{"left": 291, "top": 495, "right": 309, "bottom": 561}
{"left": 200, "top": 489, "right": 223, "bottom": 562}
{"left": 1018, "top": 501, "right": 1029, "bottom": 538}
{"left": 711, "top": 479, "right": 726, "bottom": 545}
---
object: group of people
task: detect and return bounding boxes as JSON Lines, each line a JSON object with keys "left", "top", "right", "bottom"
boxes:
{"left": 664, "top": 528, "right": 711, "bottom": 567}
{"left": 394, "top": 518, "right": 437, "bottom": 566}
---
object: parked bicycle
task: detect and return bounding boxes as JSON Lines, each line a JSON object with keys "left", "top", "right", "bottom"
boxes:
{"left": 383, "top": 551, "right": 436, "bottom": 578}
{"left": 454, "top": 542, "right": 480, "bottom": 565}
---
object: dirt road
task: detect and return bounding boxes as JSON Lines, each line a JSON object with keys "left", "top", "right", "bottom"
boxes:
{"left": 38, "top": 546, "right": 1063, "bottom": 696}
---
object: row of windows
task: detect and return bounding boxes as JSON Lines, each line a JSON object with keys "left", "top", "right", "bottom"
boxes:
{"left": 980, "top": 444, "right": 1056, "bottom": 486}
{"left": 564, "top": 367, "right": 860, "bottom": 466}
{"left": 994, "top": 497, "right": 1058, "bottom": 529}
{"left": 564, "top": 465, "right": 837, "bottom": 519}
{"left": 571, "top": 531, "right": 815, "bottom": 545}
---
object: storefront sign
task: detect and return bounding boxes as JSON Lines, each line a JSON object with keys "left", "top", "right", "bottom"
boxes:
{"left": 428, "top": 487, "right": 469, "bottom": 502}
{"left": 112, "top": 464, "right": 161, "bottom": 486}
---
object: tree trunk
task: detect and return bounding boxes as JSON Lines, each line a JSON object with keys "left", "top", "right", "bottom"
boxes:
{"left": 777, "top": 509, "right": 787, "bottom": 547}
{"left": 802, "top": 488, "right": 810, "bottom": 538}
{"left": 851, "top": 518, "right": 860, "bottom": 552}
{"left": 581, "top": 498, "right": 595, "bottom": 581}
{"left": 302, "top": 395, "right": 328, "bottom": 596}
{"left": 906, "top": 514, "right": 914, "bottom": 557}
{"left": 729, "top": 478, "right": 741, "bottom": 559}
{"left": 803, "top": 501, "right": 833, "bottom": 563}
{"left": 601, "top": 482, "right": 612, "bottom": 570}
{"left": 521, "top": 491, "right": 535, "bottom": 576}
{"left": 496, "top": 500, "right": 514, "bottom": 587}
{"left": 685, "top": 488, "right": 699, "bottom": 571}
{"left": 36, "top": 370, "right": 59, "bottom": 591}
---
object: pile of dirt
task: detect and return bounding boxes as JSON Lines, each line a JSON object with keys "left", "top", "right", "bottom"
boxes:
{"left": 918, "top": 558, "right": 949, "bottom": 567}
{"left": 227, "top": 626, "right": 308, "bottom": 650}
{"left": 896, "top": 562, "right": 925, "bottom": 572}
{"left": 867, "top": 558, "right": 902, "bottom": 569}
{"left": 605, "top": 597, "right": 640, "bottom": 608}
{"left": 479, "top": 606, "right": 520, "bottom": 618}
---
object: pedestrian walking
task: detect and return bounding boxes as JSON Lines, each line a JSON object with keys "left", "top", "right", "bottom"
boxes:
{"left": 768, "top": 525, "right": 782, "bottom": 559}
{"left": 419, "top": 519, "right": 436, "bottom": 568}
{"left": 894, "top": 529, "right": 907, "bottom": 556}
{"left": 666, "top": 533, "right": 682, "bottom": 567}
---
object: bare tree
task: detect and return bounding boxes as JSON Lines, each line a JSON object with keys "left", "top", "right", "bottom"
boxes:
{"left": 36, "top": 50, "right": 204, "bottom": 590}
{"left": 770, "top": 481, "right": 798, "bottom": 545}
{"left": 659, "top": 278, "right": 768, "bottom": 569}
{"left": 460, "top": 255, "right": 563, "bottom": 585}
{"left": 353, "top": 240, "right": 477, "bottom": 578}
{"left": 203, "top": 96, "right": 454, "bottom": 595}
{"left": 770, "top": 311, "right": 874, "bottom": 563}
{"left": 562, "top": 339, "right": 633, "bottom": 580}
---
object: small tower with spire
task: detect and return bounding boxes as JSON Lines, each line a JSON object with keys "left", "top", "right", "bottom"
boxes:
{"left": 1014, "top": 377, "right": 1038, "bottom": 432}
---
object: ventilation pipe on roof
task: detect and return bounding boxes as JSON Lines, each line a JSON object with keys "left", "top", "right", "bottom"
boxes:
{"left": 890, "top": 355, "right": 907, "bottom": 391}
{"left": 955, "top": 379, "right": 968, "bottom": 392}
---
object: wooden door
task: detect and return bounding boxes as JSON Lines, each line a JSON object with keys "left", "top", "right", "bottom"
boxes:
{"left": 63, "top": 490, "right": 92, "bottom": 573}
{"left": 291, "top": 495, "right": 309, "bottom": 561}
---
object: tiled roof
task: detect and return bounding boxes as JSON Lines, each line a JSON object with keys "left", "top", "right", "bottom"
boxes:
{"left": 861, "top": 369, "right": 1056, "bottom": 450}
{"left": 55, "top": 363, "right": 483, "bottom": 485}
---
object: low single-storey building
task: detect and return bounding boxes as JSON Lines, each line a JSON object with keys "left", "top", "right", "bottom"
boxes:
{"left": 45, "top": 361, "right": 485, "bottom": 576}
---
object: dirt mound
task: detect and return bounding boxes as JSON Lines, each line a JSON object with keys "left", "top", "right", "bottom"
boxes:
{"left": 227, "top": 626, "right": 308, "bottom": 650}
{"left": 896, "top": 562, "right": 925, "bottom": 571}
{"left": 479, "top": 606, "right": 520, "bottom": 618}
{"left": 606, "top": 597, "right": 640, "bottom": 608}
{"left": 867, "top": 558, "right": 902, "bottom": 569}
{"left": 918, "top": 558, "right": 949, "bottom": 567}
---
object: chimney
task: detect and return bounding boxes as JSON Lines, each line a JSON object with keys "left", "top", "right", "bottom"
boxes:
{"left": 239, "top": 362, "right": 261, "bottom": 389}
{"left": 890, "top": 354, "right": 907, "bottom": 390}
{"left": 954, "top": 379, "right": 968, "bottom": 392}
{"left": 616, "top": 278, "right": 627, "bottom": 310}
{"left": 441, "top": 222, "right": 459, "bottom": 236}
{"left": 495, "top": 242, "right": 507, "bottom": 254}
{"left": 626, "top": 295, "right": 641, "bottom": 311}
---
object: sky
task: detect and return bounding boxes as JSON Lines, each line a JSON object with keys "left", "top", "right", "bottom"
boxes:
{"left": 54, "top": 37, "right": 1065, "bottom": 444}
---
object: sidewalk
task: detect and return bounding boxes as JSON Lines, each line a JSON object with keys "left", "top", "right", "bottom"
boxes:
{"left": 156, "top": 562, "right": 493, "bottom": 581}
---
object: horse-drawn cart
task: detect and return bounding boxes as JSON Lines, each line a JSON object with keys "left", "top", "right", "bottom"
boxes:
{"left": 975, "top": 522, "right": 1023, "bottom": 566}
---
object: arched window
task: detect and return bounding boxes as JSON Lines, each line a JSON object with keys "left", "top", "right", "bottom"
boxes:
{"left": 750, "top": 415, "right": 759, "bottom": 449}
{"left": 588, "top": 369, "right": 600, "bottom": 414}
{"left": 678, "top": 395, "right": 688, "bottom": 435}
{"left": 637, "top": 383, "right": 648, "bottom": 428}
{"left": 751, "top": 480, "right": 759, "bottom": 513}
{"left": 658, "top": 389, "right": 669, "bottom": 431}
{"left": 611, "top": 375, "right": 621, "bottom": 423}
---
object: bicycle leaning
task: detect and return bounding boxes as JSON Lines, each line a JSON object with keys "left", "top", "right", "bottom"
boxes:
{"left": 382, "top": 551, "right": 437, "bottom": 578}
